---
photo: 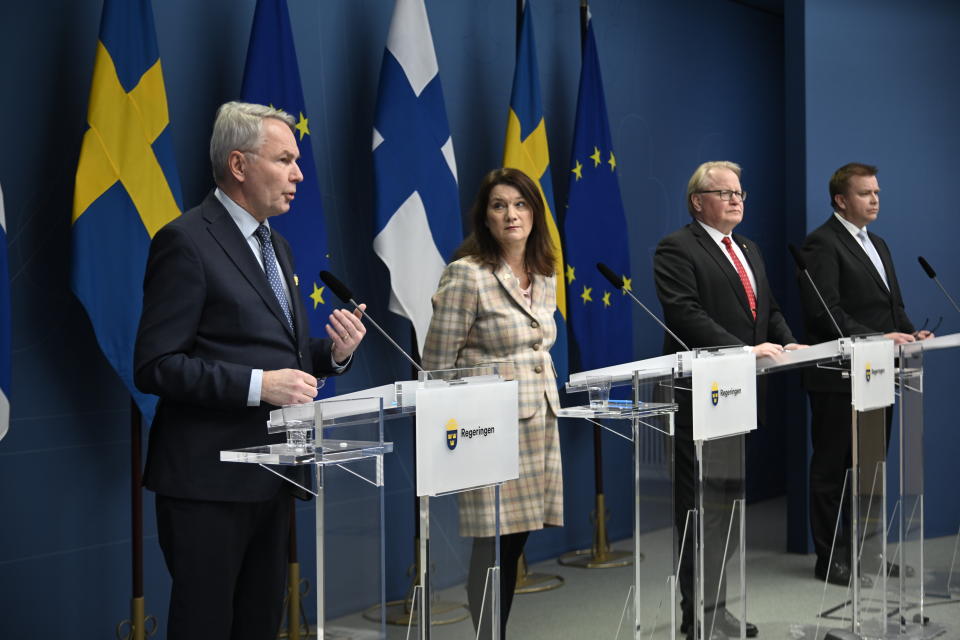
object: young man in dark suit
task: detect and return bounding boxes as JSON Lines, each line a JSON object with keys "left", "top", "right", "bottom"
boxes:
{"left": 798, "top": 162, "right": 932, "bottom": 586}
{"left": 134, "top": 102, "right": 366, "bottom": 639}
{"left": 654, "top": 161, "right": 802, "bottom": 640}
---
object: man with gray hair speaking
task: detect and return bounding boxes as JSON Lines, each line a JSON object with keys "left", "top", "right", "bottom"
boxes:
{"left": 135, "top": 102, "right": 366, "bottom": 639}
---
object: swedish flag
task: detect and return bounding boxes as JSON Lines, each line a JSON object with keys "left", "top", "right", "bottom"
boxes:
{"left": 240, "top": 0, "right": 335, "bottom": 397}
{"left": 563, "top": 14, "right": 632, "bottom": 371}
{"left": 504, "top": 0, "right": 568, "bottom": 381}
{"left": 71, "top": 0, "right": 182, "bottom": 424}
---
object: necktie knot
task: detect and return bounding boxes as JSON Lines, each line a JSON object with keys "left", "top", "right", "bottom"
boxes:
{"left": 722, "top": 236, "right": 733, "bottom": 247}
{"left": 255, "top": 224, "right": 271, "bottom": 244}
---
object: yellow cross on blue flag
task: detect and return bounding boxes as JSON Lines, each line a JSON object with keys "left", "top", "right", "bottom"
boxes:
{"left": 504, "top": 0, "right": 568, "bottom": 381}
{"left": 564, "top": 14, "right": 633, "bottom": 370}
{"left": 71, "top": 0, "right": 183, "bottom": 424}
{"left": 240, "top": 0, "right": 336, "bottom": 396}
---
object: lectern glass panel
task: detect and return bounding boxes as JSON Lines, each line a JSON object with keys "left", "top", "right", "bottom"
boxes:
{"left": 220, "top": 396, "right": 391, "bottom": 638}
{"left": 694, "top": 435, "right": 746, "bottom": 640}
{"left": 852, "top": 407, "right": 890, "bottom": 638}
{"left": 561, "top": 368, "right": 678, "bottom": 640}
{"left": 407, "top": 489, "right": 500, "bottom": 640}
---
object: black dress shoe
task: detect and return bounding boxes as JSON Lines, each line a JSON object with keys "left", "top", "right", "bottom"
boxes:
{"left": 816, "top": 557, "right": 852, "bottom": 585}
{"left": 815, "top": 558, "right": 874, "bottom": 587}
{"left": 714, "top": 608, "right": 758, "bottom": 638}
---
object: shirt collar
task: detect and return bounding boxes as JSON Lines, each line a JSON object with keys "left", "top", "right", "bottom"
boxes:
{"left": 833, "top": 211, "right": 866, "bottom": 236}
{"left": 215, "top": 188, "right": 268, "bottom": 239}
{"left": 696, "top": 218, "right": 732, "bottom": 244}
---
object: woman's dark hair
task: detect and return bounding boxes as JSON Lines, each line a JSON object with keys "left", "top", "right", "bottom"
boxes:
{"left": 452, "top": 167, "right": 556, "bottom": 276}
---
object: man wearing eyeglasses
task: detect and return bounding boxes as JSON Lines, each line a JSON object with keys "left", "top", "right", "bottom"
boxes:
{"left": 797, "top": 162, "right": 932, "bottom": 587}
{"left": 654, "top": 161, "right": 801, "bottom": 640}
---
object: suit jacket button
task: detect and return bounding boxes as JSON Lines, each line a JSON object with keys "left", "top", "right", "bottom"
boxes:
{"left": 531, "top": 320, "right": 539, "bottom": 328}
{"left": 532, "top": 343, "right": 541, "bottom": 351}
{"left": 534, "top": 365, "right": 543, "bottom": 374}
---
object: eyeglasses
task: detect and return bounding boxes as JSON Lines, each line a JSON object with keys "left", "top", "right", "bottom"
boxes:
{"left": 697, "top": 189, "right": 747, "bottom": 202}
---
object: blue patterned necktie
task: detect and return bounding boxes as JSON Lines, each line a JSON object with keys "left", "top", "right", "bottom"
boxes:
{"left": 857, "top": 229, "right": 889, "bottom": 289}
{"left": 254, "top": 224, "right": 294, "bottom": 331}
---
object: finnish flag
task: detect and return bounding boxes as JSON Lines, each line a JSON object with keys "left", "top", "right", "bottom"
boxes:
{"left": 372, "top": 0, "right": 461, "bottom": 353}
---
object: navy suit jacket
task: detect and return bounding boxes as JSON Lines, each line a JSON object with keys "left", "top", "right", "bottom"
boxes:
{"left": 135, "top": 192, "right": 339, "bottom": 501}
{"left": 798, "top": 215, "right": 914, "bottom": 392}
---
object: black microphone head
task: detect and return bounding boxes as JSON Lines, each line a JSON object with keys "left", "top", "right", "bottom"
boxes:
{"left": 918, "top": 256, "right": 937, "bottom": 279}
{"left": 788, "top": 243, "right": 807, "bottom": 271}
{"left": 596, "top": 262, "right": 624, "bottom": 289}
{"left": 319, "top": 270, "right": 354, "bottom": 303}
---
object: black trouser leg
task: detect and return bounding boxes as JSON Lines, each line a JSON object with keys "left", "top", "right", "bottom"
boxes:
{"left": 466, "top": 531, "right": 530, "bottom": 639}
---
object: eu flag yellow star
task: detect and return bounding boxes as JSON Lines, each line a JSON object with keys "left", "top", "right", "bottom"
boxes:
{"left": 602, "top": 291, "right": 611, "bottom": 307}
{"left": 566, "top": 264, "right": 575, "bottom": 284}
{"left": 608, "top": 151, "right": 617, "bottom": 171}
{"left": 295, "top": 112, "right": 310, "bottom": 140}
{"left": 571, "top": 159, "right": 583, "bottom": 181}
{"left": 310, "top": 283, "right": 325, "bottom": 309}
{"left": 590, "top": 146, "right": 602, "bottom": 167}
{"left": 622, "top": 275, "right": 632, "bottom": 294}
{"left": 580, "top": 285, "right": 593, "bottom": 304}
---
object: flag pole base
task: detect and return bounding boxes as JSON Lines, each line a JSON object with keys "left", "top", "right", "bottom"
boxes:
{"left": 115, "top": 596, "right": 157, "bottom": 640}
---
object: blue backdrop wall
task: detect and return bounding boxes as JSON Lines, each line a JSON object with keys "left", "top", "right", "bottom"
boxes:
{"left": 782, "top": 0, "right": 960, "bottom": 551}
{"left": 0, "top": 0, "right": 956, "bottom": 636}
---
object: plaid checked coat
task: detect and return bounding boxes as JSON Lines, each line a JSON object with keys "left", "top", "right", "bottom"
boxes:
{"left": 422, "top": 255, "right": 563, "bottom": 537}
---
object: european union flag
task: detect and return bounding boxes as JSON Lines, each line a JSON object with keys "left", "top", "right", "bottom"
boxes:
{"left": 241, "top": 0, "right": 336, "bottom": 396}
{"left": 71, "top": 0, "right": 183, "bottom": 424}
{"left": 0, "top": 183, "right": 9, "bottom": 441}
{"left": 373, "top": 0, "right": 461, "bottom": 353}
{"left": 504, "top": 0, "right": 568, "bottom": 382}
{"left": 564, "top": 16, "right": 633, "bottom": 370}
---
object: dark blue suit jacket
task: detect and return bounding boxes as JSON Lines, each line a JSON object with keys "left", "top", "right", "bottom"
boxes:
{"left": 135, "top": 191, "right": 338, "bottom": 501}
{"left": 798, "top": 214, "right": 914, "bottom": 392}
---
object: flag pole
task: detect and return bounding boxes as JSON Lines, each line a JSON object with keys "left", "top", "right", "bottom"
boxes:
{"left": 509, "top": 0, "right": 565, "bottom": 597}
{"left": 279, "top": 501, "right": 305, "bottom": 639}
{"left": 117, "top": 400, "right": 156, "bottom": 640}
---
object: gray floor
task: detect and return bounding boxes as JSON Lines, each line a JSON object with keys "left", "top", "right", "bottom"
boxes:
{"left": 325, "top": 497, "right": 960, "bottom": 639}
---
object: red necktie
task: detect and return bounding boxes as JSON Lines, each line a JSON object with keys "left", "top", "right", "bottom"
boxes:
{"left": 722, "top": 236, "right": 757, "bottom": 320}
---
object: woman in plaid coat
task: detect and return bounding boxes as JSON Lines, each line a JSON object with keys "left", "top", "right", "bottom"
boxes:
{"left": 422, "top": 167, "right": 562, "bottom": 637}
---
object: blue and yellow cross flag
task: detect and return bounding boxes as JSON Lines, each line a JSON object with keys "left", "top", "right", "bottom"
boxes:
{"left": 0, "top": 183, "right": 10, "bottom": 441}
{"left": 564, "top": 14, "right": 633, "bottom": 371}
{"left": 71, "top": 0, "right": 183, "bottom": 425}
{"left": 373, "top": 0, "right": 462, "bottom": 354}
{"left": 240, "top": 0, "right": 335, "bottom": 397}
{"left": 504, "top": 0, "right": 568, "bottom": 382}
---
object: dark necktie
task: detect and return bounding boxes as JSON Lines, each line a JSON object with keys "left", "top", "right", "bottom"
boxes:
{"left": 254, "top": 224, "right": 294, "bottom": 331}
{"left": 722, "top": 236, "right": 757, "bottom": 320}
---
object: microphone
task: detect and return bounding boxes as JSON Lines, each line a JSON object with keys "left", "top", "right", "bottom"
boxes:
{"left": 596, "top": 262, "right": 690, "bottom": 352}
{"left": 918, "top": 256, "right": 960, "bottom": 316}
{"left": 318, "top": 270, "right": 425, "bottom": 372}
{"left": 788, "top": 244, "right": 844, "bottom": 339}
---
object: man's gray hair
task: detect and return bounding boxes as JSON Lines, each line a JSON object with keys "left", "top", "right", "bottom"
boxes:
{"left": 209, "top": 101, "right": 296, "bottom": 184}
{"left": 686, "top": 161, "right": 742, "bottom": 216}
